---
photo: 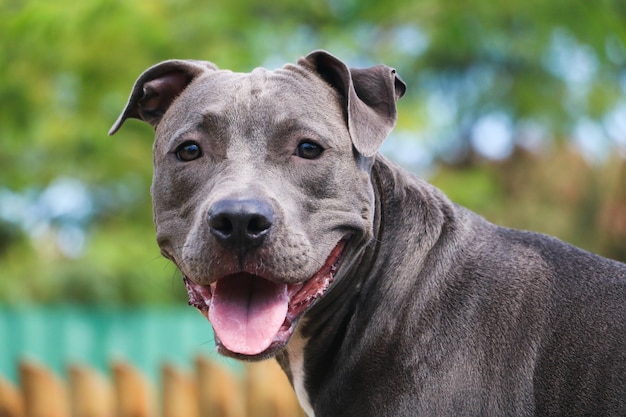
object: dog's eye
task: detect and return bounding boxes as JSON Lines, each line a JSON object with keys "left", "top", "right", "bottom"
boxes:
{"left": 175, "top": 141, "right": 203, "bottom": 161}
{"left": 295, "top": 141, "right": 324, "bottom": 160}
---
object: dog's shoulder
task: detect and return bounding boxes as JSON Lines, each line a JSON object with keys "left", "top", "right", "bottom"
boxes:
{"left": 491, "top": 225, "right": 626, "bottom": 285}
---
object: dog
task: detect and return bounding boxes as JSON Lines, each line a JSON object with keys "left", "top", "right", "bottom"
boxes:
{"left": 110, "top": 50, "right": 626, "bottom": 416}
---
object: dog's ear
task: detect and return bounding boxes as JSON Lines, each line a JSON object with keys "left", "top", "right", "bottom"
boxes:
{"left": 300, "top": 51, "right": 406, "bottom": 157}
{"left": 108, "top": 59, "right": 217, "bottom": 135}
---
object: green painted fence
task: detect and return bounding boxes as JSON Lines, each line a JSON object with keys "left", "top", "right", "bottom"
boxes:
{"left": 0, "top": 306, "right": 239, "bottom": 383}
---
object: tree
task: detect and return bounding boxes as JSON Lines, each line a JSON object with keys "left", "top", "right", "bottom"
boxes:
{"left": 0, "top": 0, "right": 624, "bottom": 304}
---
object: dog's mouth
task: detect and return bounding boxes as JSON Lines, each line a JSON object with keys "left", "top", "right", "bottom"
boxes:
{"left": 183, "top": 240, "right": 346, "bottom": 359}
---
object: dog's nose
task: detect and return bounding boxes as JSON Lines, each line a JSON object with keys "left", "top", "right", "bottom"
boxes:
{"left": 207, "top": 199, "right": 274, "bottom": 248}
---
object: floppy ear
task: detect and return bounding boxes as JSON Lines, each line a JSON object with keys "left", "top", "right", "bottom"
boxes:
{"left": 299, "top": 51, "right": 406, "bottom": 157}
{"left": 108, "top": 59, "right": 217, "bottom": 135}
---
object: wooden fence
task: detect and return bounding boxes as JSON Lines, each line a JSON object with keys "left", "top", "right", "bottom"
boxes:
{"left": 0, "top": 357, "right": 305, "bottom": 417}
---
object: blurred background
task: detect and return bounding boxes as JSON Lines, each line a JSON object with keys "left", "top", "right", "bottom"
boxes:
{"left": 1, "top": 0, "right": 625, "bottom": 414}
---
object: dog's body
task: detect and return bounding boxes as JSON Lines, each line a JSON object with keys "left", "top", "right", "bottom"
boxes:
{"left": 280, "top": 159, "right": 626, "bottom": 416}
{"left": 111, "top": 51, "right": 626, "bottom": 416}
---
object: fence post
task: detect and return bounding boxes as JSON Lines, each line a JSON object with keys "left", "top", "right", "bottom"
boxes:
{"left": 194, "top": 357, "right": 243, "bottom": 417}
{"left": 111, "top": 361, "right": 154, "bottom": 417}
{"left": 0, "top": 376, "right": 24, "bottom": 417}
{"left": 245, "top": 361, "right": 305, "bottom": 417}
{"left": 68, "top": 364, "right": 113, "bottom": 417}
{"left": 19, "top": 361, "right": 69, "bottom": 417}
{"left": 161, "top": 364, "right": 198, "bottom": 417}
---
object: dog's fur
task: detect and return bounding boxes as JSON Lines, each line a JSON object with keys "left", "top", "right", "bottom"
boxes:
{"left": 111, "top": 51, "right": 626, "bottom": 416}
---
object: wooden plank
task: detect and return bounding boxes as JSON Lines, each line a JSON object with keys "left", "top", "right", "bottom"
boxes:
{"left": 0, "top": 375, "right": 24, "bottom": 417}
{"left": 194, "top": 356, "right": 243, "bottom": 417}
{"left": 68, "top": 364, "right": 113, "bottom": 417}
{"left": 245, "top": 361, "right": 305, "bottom": 417}
{"left": 111, "top": 361, "right": 154, "bottom": 417}
{"left": 19, "top": 361, "right": 69, "bottom": 417}
{"left": 161, "top": 363, "right": 199, "bottom": 417}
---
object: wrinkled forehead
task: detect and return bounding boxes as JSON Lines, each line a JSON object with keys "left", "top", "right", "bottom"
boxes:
{"left": 157, "top": 65, "right": 344, "bottom": 136}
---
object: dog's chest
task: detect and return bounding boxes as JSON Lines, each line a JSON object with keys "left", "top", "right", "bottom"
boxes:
{"left": 285, "top": 327, "right": 315, "bottom": 417}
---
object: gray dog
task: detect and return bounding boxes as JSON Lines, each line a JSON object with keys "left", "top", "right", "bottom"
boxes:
{"left": 110, "top": 51, "right": 626, "bottom": 416}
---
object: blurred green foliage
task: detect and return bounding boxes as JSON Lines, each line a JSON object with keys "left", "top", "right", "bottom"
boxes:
{"left": 1, "top": 0, "right": 625, "bottom": 305}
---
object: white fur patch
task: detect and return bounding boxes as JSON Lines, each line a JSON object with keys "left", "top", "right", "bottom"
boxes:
{"left": 286, "top": 326, "right": 315, "bottom": 417}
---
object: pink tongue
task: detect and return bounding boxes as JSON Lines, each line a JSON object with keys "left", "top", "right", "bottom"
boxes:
{"left": 209, "top": 274, "right": 289, "bottom": 355}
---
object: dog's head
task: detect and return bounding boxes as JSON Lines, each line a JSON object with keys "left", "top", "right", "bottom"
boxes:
{"left": 110, "top": 51, "right": 405, "bottom": 359}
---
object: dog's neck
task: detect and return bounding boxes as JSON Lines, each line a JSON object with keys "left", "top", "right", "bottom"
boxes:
{"left": 276, "top": 155, "right": 467, "bottom": 408}
{"left": 275, "top": 159, "right": 385, "bottom": 414}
